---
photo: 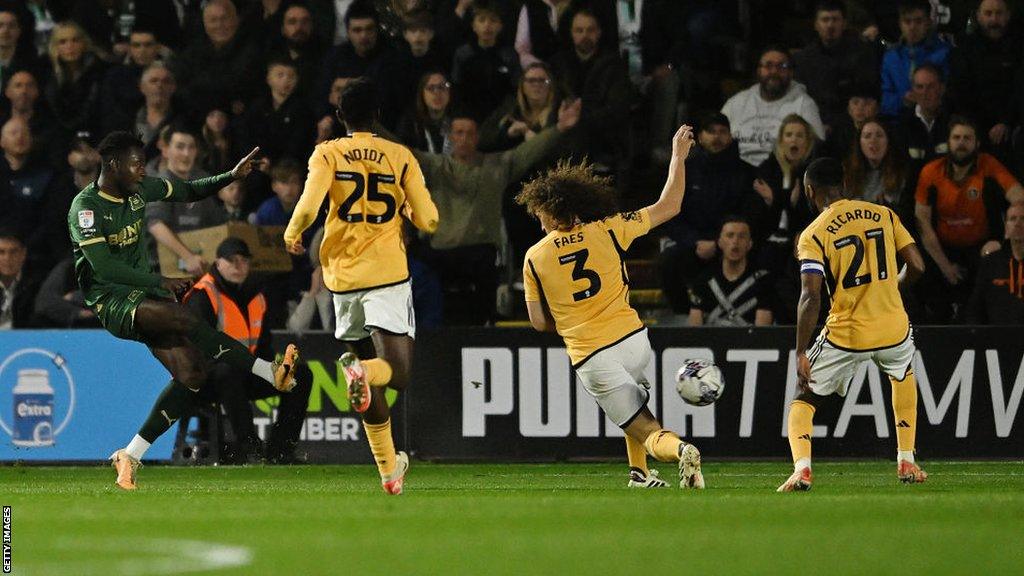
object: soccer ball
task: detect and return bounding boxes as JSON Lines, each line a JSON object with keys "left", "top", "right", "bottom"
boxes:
{"left": 675, "top": 360, "right": 725, "bottom": 406}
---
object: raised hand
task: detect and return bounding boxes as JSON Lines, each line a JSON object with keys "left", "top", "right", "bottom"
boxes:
{"left": 671, "top": 124, "right": 695, "bottom": 161}
{"left": 231, "top": 147, "right": 262, "bottom": 179}
{"left": 556, "top": 98, "right": 582, "bottom": 132}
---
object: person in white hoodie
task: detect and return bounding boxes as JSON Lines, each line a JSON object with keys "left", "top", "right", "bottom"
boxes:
{"left": 721, "top": 46, "right": 825, "bottom": 167}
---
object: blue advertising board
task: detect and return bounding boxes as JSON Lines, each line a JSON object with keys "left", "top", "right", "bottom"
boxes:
{"left": 0, "top": 331, "right": 174, "bottom": 461}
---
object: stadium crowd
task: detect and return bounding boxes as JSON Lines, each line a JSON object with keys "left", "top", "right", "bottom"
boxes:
{"left": 1, "top": 0, "right": 1024, "bottom": 331}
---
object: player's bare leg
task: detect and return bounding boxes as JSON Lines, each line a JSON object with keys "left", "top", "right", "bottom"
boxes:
{"left": 341, "top": 332, "right": 413, "bottom": 494}
{"left": 110, "top": 335, "right": 209, "bottom": 490}
{"left": 136, "top": 299, "right": 298, "bottom": 391}
{"left": 623, "top": 407, "right": 703, "bottom": 489}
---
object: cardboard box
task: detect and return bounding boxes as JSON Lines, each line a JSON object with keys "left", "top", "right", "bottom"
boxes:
{"left": 157, "top": 222, "right": 293, "bottom": 276}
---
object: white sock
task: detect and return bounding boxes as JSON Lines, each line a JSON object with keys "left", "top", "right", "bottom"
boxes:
{"left": 125, "top": 435, "right": 151, "bottom": 460}
{"left": 794, "top": 457, "right": 811, "bottom": 472}
{"left": 252, "top": 358, "right": 274, "bottom": 384}
{"left": 898, "top": 450, "right": 914, "bottom": 463}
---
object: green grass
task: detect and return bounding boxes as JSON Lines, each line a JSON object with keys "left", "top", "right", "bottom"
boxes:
{"left": 2, "top": 461, "right": 1023, "bottom": 575}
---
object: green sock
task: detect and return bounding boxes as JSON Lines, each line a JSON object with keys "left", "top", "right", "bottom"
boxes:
{"left": 138, "top": 380, "right": 195, "bottom": 443}
{"left": 186, "top": 320, "right": 256, "bottom": 373}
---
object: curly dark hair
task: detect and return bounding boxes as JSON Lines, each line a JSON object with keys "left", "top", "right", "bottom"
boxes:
{"left": 97, "top": 131, "right": 144, "bottom": 164}
{"left": 515, "top": 159, "right": 619, "bottom": 228}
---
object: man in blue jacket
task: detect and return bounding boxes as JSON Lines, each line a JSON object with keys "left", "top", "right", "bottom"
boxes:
{"left": 881, "top": 0, "right": 951, "bottom": 118}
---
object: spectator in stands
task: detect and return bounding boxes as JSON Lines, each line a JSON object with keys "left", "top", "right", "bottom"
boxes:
{"left": 184, "top": 237, "right": 312, "bottom": 464}
{"left": 253, "top": 159, "right": 304, "bottom": 226}
{"left": 267, "top": 3, "right": 323, "bottom": 106}
{"left": 377, "top": 10, "right": 447, "bottom": 129}
{"left": 0, "top": 116, "right": 63, "bottom": 272}
{"left": 965, "top": 203, "right": 1024, "bottom": 324}
{"left": 201, "top": 104, "right": 245, "bottom": 175}
{"left": 658, "top": 112, "right": 756, "bottom": 314}
{"left": 793, "top": 0, "right": 879, "bottom": 131}
{"left": 316, "top": 75, "right": 357, "bottom": 143}
{"left": 132, "top": 62, "right": 178, "bottom": 160}
{"left": 414, "top": 99, "right": 581, "bottom": 324}
{"left": 218, "top": 179, "right": 248, "bottom": 222}
{"left": 550, "top": 8, "right": 632, "bottom": 189}
{"left": 240, "top": 59, "right": 313, "bottom": 164}
{"left": 688, "top": 217, "right": 773, "bottom": 327}
{"left": 317, "top": 1, "right": 390, "bottom": 117}
{"left": 69, "top": 0, "right": 138, "bottom": 59}
{"left": 33, "top": 257, "right": 101, "bottom": 328}
{"left": 950, "top": 0, "right": 1019, "bottom": 152}
{"left": 514, "top": 0, "right": 571, "bottom": 68}
{"left": 880, "top": 0, "right": 951, "bottom": 118}
{"left": 43, "top": 21, "right": 107, "bottom": 138}
{"left": 240, "top": 0, "right": 293, "bottom": 51}
{"left": 254, "top": 159, "right": 318, "bottom": 330}
{"left": 171, "top": 0, "right": 263, "bottom": 116}
{"left": 133, "top": 0, "right": 203, "bottom": 53}
{"left": 914, "top": 116, "right": 1023, "bottom": 321}
{"left": 721, "top": 46, "right": 825, "bottom": 167}
{"left": 3, "top": 70, "right": 58, "bottom": 164}
{"left": 146, "top": 125, "right": 224, "bottom": 276}
{"left": 397, "top": 71, "right": 453, "bottom": 153}
{"left": 750, "top": 113, "right": 819, "bottom": 275}
{"left": 0, "top": 229, "right": 39, "bottom": 329}
{"left": 451, "top": 0, "right": 520, "bottom": 122}
{"left": 478, "top": 62, "right": 560, "bottom": 152}
{"left": 285, "top": 227, "right": 333, "bottom": 333}
{"left": 99, "top": 28, "right": 162, "bottom": 136}
{"left": 0, "top": 7, "right": 42, "bottom": 90}
{"left": 434, "top": 0, "right": 521, "bottom": 58}
{"left": 824, "top": 84, "right": 880, "bottom": 159}
{"left": 846, "top": 119, "right": 916, "bottom": 230}
{"left": 896, "top": 63, "right": 951, "bottom": 172}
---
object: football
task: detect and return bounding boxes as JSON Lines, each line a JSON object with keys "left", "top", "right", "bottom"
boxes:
{"left": 675, "top": 360, "right": 725, "bottom": 406}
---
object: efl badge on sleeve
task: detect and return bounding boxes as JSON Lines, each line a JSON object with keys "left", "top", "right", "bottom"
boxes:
{"left": 78, "top": 210, "right": 94, "bottom": 228}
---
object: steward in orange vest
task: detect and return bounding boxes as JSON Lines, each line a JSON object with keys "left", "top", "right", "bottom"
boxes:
{"left": 183, "top": 237, "right": 310, "bottom": 464}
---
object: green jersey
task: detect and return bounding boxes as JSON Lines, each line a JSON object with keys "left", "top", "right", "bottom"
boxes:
{"left": 67, "top": 173, "right": 233, "bottom": 305}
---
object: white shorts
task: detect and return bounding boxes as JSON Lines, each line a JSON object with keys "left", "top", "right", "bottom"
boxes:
{"left": 575, "top": 329, "right": 654, "bottom": 427}
{"left": 332, "top": 281, "right": 415, "bottom": 341}
{"left": 807, "top": 329, "right": 916, "bottom": 397}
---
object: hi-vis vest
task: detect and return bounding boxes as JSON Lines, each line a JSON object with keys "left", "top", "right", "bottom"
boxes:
{"left": 185, "top": 273, "right": 266, "bottom": 353}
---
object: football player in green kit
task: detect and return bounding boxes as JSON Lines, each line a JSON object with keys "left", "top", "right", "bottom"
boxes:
{"left": 67, "top": 131, "right": 299, "bottom": 490}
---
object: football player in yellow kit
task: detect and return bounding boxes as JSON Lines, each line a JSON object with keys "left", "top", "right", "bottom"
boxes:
{"left": 779, "top": 158, "right": 928, "bottom": 492}
{"left": 518, "top": 125, "right": 705, "bottom": 489}
{"left": 285, "top": 79, "right": 438, "bottom": 494}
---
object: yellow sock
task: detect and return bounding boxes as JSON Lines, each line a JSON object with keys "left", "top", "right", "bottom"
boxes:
{"left": 643, "top": 429, "right": 682, "bottom": 463}
{"left": 788, "top": 400, "right": 815, "bottom": 467}
{"left": 362, "top": 358, "right": 393, "bottom": 387}
{"left": 890, "top": 371, "right": 918, "bottom": 457}
{"left": 362, "top": 419, "right": 396, "bottom": 476}
{"left": 625, "top": 435, "right": 649, "bottom": 474}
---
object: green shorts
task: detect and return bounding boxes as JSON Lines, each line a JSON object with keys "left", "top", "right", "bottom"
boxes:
{"left": 89, "top": 285, "right": 172, "bottom": 342}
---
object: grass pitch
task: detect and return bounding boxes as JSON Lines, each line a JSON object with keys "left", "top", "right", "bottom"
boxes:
{"left": 2, "top": 461, "right": 1022, "bottom": 575}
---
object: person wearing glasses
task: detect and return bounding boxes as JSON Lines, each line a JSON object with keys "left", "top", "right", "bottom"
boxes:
{"left": 721, "top": 46, "right": 825, "bottom": 167}
{"left": 478, "top": 62, "right": 560, "bottom": 152}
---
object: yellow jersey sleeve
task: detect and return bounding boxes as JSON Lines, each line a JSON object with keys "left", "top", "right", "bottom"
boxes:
{"left": 285, "top": 146, "right": 333, "bottom": 244}
{"left": 605, "top": 209, "right": 651, "bottom": 250}
{"left": 891, "top": 210, "right": 915, "bottom": 251}
{"left": 523, "top": 257, "right": 541, "bottom": 302}
{"left": 399, "top": 151, "right": 439, "bottom": 233}
{"left": 796, "top": 227, "right": 826, "bottom": 276}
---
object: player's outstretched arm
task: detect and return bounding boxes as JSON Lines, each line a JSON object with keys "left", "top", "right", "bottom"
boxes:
{"left": 897, "top": 244, "right": 925, "bottom": 286}
{"left": 795, "top": 272, "right": 823, "bottom": 391}
{"left": 526, "top": 299, "right": 556, "bottom": 333}
{"left": 401, "top": 155, "right": 439, "bottom": 233}
{"left": 645, "top": 125, "right": 695, "bottom": 228}
{"left": 285, "top": 148, "right": 334, "bottom": 253}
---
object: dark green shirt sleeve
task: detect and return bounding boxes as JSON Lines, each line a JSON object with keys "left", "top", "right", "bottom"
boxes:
{"left": 80, "top": 242, "right": 162, "bottom": 288}
{"left": 138, "top": 173, "right": 234, "bottom": 203}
